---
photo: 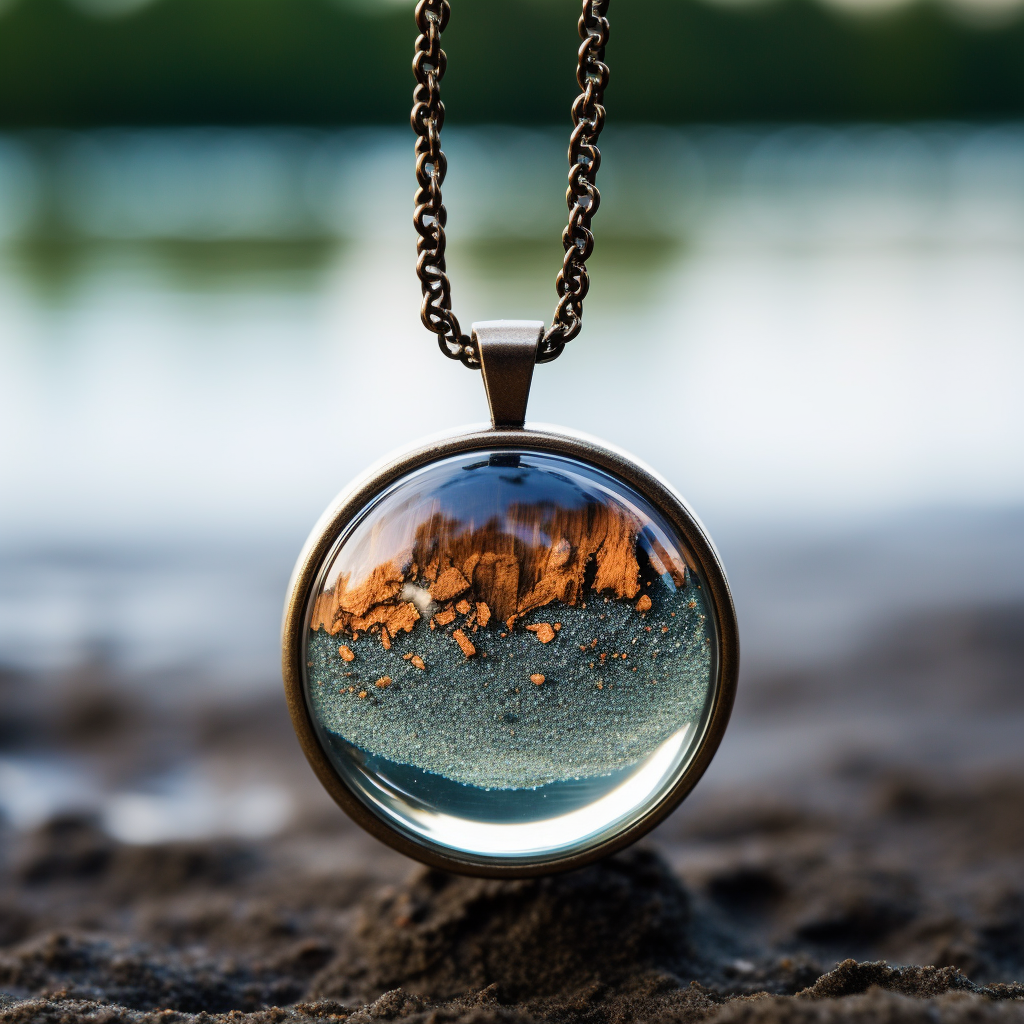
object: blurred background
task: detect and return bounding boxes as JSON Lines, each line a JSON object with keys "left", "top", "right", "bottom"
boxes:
{"left": 0, "top": 0, "right": 1023, "bottom": 857}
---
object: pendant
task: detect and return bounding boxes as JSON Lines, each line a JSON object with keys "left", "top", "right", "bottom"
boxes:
{"left": 283, "top": 322, "right": 738, "bottom": 877}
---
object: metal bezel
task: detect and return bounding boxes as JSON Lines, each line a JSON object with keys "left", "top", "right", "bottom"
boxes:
{"left": 282, "top": 423, "right": 739, "bottom": 878}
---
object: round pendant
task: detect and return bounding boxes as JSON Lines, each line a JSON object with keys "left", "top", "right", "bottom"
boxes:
{"left": 282, "top": 324, "right": 738, "bottom": 876}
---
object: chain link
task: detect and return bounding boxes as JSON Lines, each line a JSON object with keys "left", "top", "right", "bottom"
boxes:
{"left": 412, "top": 0, "right": 610, "bottom": 369}
{"left": 540, "top": 0, "right": 610, "bottom": 363}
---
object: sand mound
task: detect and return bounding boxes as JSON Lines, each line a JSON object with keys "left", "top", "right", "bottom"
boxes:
{"left": 313, "top": 850, "right": 698, "bottom": 1003}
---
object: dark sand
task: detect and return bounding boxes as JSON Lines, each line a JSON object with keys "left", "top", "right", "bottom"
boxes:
{"left": 1, "top": 595, "right": 1023, "bottom": 1023}
{"left": 307, "top": 587, "right": 711, "bottom": 790}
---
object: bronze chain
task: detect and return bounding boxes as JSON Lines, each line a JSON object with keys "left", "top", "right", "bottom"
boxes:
{"left": 412, "top": 0, "right": 610, "bottom": 369}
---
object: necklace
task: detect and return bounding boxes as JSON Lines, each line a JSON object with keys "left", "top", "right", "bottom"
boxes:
{"left": 282, "top": 0, "right": 738, "bottom": 877}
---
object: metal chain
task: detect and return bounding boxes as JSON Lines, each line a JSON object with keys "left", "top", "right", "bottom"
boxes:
{"left": 541, "top": 0, "right": 611, "bottom": 363}
{"left": 411, "top": 0, "right": 610, "bottom": 369}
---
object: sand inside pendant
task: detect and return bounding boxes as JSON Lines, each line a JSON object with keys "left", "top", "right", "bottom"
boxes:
{"left": 306, "top": 495, "right": 713, "bottom": 791}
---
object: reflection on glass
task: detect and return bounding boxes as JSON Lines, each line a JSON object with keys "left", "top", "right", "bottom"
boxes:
{"left": 302, "top": 450, "right": 717, "bottom": 863}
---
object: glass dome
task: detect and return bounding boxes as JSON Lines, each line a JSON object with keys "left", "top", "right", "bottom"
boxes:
{"left": 301, "top": 448, "right": 718, "bottom": 867}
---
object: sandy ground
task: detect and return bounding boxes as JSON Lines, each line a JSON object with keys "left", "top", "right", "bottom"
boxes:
{"left": 0, "top": 532, "right": 1023, "bottom": 1023}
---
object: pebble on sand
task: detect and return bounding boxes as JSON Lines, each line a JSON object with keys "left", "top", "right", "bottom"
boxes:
{"left": 453, "top": 629, "right": 476, "bottom": 658}
{"left": 526, "top": 623, "right": 556, "bottom": 643}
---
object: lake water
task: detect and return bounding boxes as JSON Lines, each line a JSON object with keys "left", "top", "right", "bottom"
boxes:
{"left": 3, "top": 125, "right": 1023, "bottom": 545}
{"left": 1, "top": 127, "right": 1023, "bottom": 839}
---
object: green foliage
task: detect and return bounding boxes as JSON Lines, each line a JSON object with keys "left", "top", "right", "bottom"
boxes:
{"left": 0, "top": 0, "right": 1023, "bottom": 125}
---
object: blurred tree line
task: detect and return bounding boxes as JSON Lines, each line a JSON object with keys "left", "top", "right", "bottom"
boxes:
{"left": 1, "top": 0, "right": 1023, "bottom": 126}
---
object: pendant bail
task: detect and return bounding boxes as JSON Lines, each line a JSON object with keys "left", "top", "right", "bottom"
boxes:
{"left": 473, "top": 320, "right": 544, "bottom": 429}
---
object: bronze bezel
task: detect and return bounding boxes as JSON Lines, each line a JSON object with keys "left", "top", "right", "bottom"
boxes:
{"left": 282, "top": 423, "right": 739, "bottom": 878}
